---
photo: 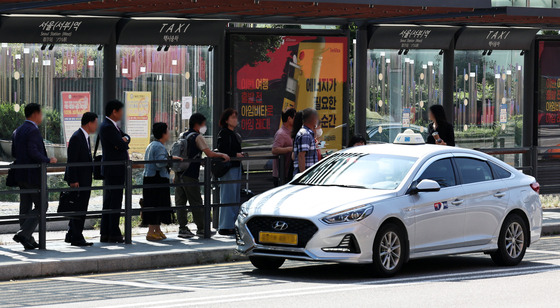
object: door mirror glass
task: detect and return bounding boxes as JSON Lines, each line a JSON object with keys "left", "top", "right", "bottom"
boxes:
{"left": 411, "top": 179, "right": 441, "bottom": 194}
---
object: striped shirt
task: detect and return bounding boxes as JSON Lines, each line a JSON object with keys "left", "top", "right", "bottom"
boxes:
{"left": 293, "top": 125, "right": 318, "bottom": 175}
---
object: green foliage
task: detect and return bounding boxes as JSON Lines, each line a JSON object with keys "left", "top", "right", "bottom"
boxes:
{"left": 41, "top": 108, "right": 62, "bottom": 144}
{"left": 0, "top": 103, "right": 62, "bottom": 144}
{"left": 0, "top": 103, "right": 25, "bottom": 140}
{"left": 231, "top": 34, "right": 283, "bottom": 72}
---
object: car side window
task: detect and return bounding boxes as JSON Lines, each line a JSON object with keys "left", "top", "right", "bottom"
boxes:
{"left": 489, "top": 162, "right": 512, "bottom": 179}
{"left": 455, "top": 158, "right": 494, "bottom": 184}
{"left": 418, "top": 158, "right": 456, "bottom": 188}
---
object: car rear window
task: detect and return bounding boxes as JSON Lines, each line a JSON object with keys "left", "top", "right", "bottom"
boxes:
{"left": 455, "top": 158, "right": 494, "bottom": 184}
{"left": 490, "top": 162, "right": 512, "bottom": 179}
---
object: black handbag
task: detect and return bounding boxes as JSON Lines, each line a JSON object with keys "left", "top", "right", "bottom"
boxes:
{"left": 58, "top": 191, "right": 78, "bottom": 214}
{"left": 212, "top": 159, "right": 231, "bottom": 178}
{"left": 93, "top": 136, "right": 103, "bottom": 180}
{"left": 6, "top": 164, "right": 17, "bottom": 187}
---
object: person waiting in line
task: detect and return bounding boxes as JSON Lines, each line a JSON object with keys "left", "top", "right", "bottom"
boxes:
{"left": 142, "top": 123, "right": 182, "bottom": 241}
{"left": 348, "top": 135, "right": 367, "bottom": 148}
{"left": 99, "top": 100, "right": 130, "bottom": 243}
{"left": 64, "top": 112, "right": 98, "bottom": 247}
{"left": 292, "top": 108, "right": 320, "bottom": 176}
{"left": 272, "top": 108, "right": 296, "bottom": 187}
{"left": 217, "top": 108, "right": 245, "bottom": 236}
{"left": 426, "top": 105, "right": 455, "bottom": 147}
{"left": 11, "top": 103, "right": 57, "bottom": 250}
{"left": 175, "top": 113, "right": 230, "bottom": 239}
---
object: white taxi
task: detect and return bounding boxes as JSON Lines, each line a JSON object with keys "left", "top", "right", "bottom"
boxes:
{"left": 235, "top": 130, "right": 542, "bottom": 276}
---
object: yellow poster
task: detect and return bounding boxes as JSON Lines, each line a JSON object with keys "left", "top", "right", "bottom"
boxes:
{"left": 125, "top": 91, "right": 151, "bottom": 154}
{"left": 293, "top": 41, "right": 345, "bottom": 151}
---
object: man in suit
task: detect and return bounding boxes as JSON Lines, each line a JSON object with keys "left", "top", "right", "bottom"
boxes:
{"left": 99, "top": 100, "right": 130, "bottom": 243}
{"left": 64, "top": 112, "right": 98, "bottom": 246}
{"left": 11, "top": 103, "right": 57, "bottom": 250}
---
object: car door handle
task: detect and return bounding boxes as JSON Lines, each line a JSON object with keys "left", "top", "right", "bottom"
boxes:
{"left": 494, "top": 192, "right": 506, "bottom": 198}
{"left": 451, "top": 199, "right": 463, "bottom": 206}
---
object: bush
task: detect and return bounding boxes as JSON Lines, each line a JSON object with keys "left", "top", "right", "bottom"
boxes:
{"left": 41, "top": 108, "right": 62, "bottom": 144}
{"left": 0, "top": 102, "right": 62, "bottom": 144}
{"left": 0, "top": 103, "right": 25, "bottom": 140}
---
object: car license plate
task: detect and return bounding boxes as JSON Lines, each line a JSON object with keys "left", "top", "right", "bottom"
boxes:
{"left": 259, "top": 232, "right": 298, "bottom": 245}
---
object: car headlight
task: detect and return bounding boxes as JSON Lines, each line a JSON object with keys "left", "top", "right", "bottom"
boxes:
{"left": 321, "top": 204, "right": 374, "bottom": 224}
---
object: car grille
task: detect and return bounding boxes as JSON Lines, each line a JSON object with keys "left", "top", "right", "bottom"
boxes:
{"left": 246, "top": 216, "right": 318, "bottom": 248}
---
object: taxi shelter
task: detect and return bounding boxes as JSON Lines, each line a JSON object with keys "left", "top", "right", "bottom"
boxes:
{"left": 0, "top": 0, "right": 559, "bottom": 190}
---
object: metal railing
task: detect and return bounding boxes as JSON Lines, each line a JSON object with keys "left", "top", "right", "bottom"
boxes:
{"left": 0, "top": 155, "right": 286, "bottom": 249}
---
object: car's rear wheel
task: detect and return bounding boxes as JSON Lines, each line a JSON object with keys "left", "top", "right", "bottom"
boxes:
{"left": 249, "top": 256, "right": 285, "bottom": 270}
{"left": 491, "top": 214, "right": 528, "bottom": 266}
{"left": 372, "top": 223, "right": 406, "bottom": 277}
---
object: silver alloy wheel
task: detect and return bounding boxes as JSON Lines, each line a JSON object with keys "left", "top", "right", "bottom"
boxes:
{"left": 505, "top": 221, "right": 524, "bottom": 259}
{"left": 379, "top": 231, "right": 401, "bottom": 271}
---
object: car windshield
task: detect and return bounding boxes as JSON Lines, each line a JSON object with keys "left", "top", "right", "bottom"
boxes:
{"left": 292, "top": 153, "right": 417, "bottom": 190}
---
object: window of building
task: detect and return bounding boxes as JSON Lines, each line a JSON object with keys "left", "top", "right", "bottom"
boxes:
{"left": 116, "top": 45, "right": 212, "bottom": 157}
{"left": 0, "top": 44, "right": 103, "bottom": 162}
{"left": 366, "top": 49, "right": 443, "bottom": 144}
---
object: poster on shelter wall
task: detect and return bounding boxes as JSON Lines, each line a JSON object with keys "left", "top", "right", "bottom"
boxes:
{"left": 182, "top": 96, "right": 193, "bottom": 120}
{"left": 61, "top": 91, "right": 90, "bottom": 146}
{"left": 231, "top": 34, "right": 347, "bottom": 151}
{"left": 125, "top": 91, "right": 151, "bottom": 154}
{"left": 538, "top": 41, "right": 560, "bottom": 127}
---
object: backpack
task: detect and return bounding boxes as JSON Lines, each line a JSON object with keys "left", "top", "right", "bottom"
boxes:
{"left": 170, "top": 132, "right": 199, "bottom": 173}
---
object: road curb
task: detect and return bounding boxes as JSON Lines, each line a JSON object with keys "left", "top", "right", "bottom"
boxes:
{"left": 542, "top": 224, "right": 560, "bottom": 236}
{"left": 0, "top": 248, "right": 247, "bottom": 281}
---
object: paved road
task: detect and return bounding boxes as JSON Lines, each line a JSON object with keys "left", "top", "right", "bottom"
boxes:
{"left": 3, "top": 236, "right": 560, "bottom": 308}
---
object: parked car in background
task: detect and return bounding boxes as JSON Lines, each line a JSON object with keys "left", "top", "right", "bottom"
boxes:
{"left": 367, "top": 123, "right": 428, "bottom": 144}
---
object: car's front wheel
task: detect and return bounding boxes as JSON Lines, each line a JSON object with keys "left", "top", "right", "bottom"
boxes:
{"left": 372, "top": 223, "right": 406, "bottom": 277}
{"left": 491, "top": 214, "right": 528, "bottom": 266}
{"left": 249, "top": 256, "right": 285, "bottom": 270}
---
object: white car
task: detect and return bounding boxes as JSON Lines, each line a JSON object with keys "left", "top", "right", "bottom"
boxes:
{"left": 235, "top": 130, "right": 542, "bottom": 276}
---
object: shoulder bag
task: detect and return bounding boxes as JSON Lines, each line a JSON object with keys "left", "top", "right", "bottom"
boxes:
{"left": 93, "top": 136, "right": 103, "bottom": 180}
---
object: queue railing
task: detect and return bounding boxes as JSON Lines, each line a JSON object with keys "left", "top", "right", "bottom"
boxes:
{"left": 0, "top": 154, "right": 286, "bottom": 249}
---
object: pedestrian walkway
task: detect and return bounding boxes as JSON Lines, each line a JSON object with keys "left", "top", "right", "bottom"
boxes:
{"left": 0, "top": 227, "right": 241, "bottom": 281}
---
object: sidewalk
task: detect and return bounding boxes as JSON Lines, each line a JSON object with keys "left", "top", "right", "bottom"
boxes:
{"left": 0, "top": 210, "right": 558, "bottom": 282}
{"left": 0, "top": 227, "right": 244, "bottom": 281}
{"left": 543, "top": 208, "right": 560, "bottom": 235}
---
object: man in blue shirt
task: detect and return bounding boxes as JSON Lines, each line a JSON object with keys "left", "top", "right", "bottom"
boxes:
{"left": 11, "top": 103, "right": 57, "bottom": 250}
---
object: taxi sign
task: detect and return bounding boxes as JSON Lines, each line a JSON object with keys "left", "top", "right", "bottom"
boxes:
{"left": 393, "top": 129, "right": 425, "bottom": 145}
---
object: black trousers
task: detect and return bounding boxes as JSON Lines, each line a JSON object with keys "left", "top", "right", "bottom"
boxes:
{"left": 18, "top": 182, "right": 45, "bottom": 240}
{"left": 100, "top": 175, "right": 124, "bottom": 238}
{"left": 67, "top": 189, "right": 91, "bottom": 242}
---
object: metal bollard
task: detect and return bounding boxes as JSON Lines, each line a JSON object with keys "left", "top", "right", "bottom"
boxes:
{"left": 278, "top": 154, "right": 285, "bottom": 186}
{"left": 39, "top": 162, "right": 47, "bottom": 250}
{"left": 124, "top": 160, "right": 133, "bottom": 244}
{"left": 203, "top": 158, "right": 212, "bottom": 239}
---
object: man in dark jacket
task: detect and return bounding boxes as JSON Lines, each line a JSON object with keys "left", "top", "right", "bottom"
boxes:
{"left": 11, "top": 103, "right": 57, "bottom": 250}
{"left": 64, "top": 112, "right": 98, "bottom": 246}
{"left": 99, "top": 100, "right": 130, "bottom": 243}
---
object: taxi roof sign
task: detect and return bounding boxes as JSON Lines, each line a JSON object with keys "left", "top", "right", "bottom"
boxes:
{"left": 393, "top": 129, "right": 425, "bottom": 145}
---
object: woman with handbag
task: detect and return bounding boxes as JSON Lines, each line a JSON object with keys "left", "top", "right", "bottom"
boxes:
{"left": 142, "top": 122, "right": 182, "bottom": 241}
{"left": 217, "top": 108, "right": 244, "bottom": 236}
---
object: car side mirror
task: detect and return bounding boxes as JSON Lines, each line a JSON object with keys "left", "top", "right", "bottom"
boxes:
{"left": 409, "top": 179, "right": 441, "bottom": 194}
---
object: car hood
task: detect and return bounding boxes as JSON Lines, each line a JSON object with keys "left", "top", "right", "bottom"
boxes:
{"left": 245, "top": 184, "right": 396, "bottom": 218}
